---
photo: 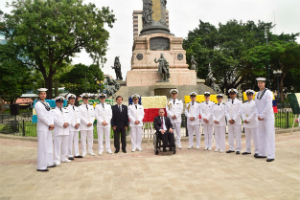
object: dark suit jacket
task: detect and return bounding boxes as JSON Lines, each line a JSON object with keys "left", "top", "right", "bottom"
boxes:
{"left": 154, "top": 116, "right": 173, "bottom": 133}
{"left": 111, "top": 104, "right": 129, "bottom": 128}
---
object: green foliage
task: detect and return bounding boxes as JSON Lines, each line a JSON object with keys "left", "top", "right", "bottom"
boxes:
{"left": 60, "top": 63, "right": 104, "bottom": 96}
{"left": 0, "top": 0, "right": 115, "bottom": 98}
{"left": 184, "top": 20, "right": 300, "bottom": 93}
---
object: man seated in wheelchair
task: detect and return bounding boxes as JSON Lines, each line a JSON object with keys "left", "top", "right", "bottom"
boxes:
{"left": 153, "top": 109, "right": 176, "bottom": 153}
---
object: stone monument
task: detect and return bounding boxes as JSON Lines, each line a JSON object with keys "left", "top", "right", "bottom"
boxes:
{"left": 116, "top": 0, "right": 214, "bottom": 100}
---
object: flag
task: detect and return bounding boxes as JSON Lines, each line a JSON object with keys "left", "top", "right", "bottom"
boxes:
{"left": 287, "top": 93, "right": 300, "bottom": 115}
{"left": 141, "top": 96, "right": 168, "bottom": 122}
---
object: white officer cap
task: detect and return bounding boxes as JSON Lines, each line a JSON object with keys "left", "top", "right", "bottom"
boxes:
{"left": 55, "top": 96, "right": 64, "bottom": 102}
{"left": 170, "top": 89, "right": 179, "bottom": 94}
{"left": 245, "top": 89, "right": 255, "bottom": 95}
{"left": 131, "top": 94, "right": 140, "bottom": 99}
{"left": 98, "top": 93, "right": 107, "bottom": 98}
{"left": 256, "top": 77, "right": 266, "bottom": 82}
{"left": 228, "top": 88, "right": 238, "bottom": 94}
{"left": 66, "top": 93, "right": 76, "bottom": 100}
{"left": 80, "top": 93, "right": 89, "bottom": 99}
{"left": 190, "top": 92, "right": 197, "bottom": 97}
{"left": 217, "top": 94, "right": 224, "bottom": 98}
{"left": 204, "top": 91, "right": 211, "bottom": 96}
{"left": 37, "top": 88, "right": 48, "bottom": 92}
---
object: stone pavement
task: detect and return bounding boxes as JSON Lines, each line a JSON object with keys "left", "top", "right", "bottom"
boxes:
{"left": 0, "top": 132, "right": 299, "bottom": 200}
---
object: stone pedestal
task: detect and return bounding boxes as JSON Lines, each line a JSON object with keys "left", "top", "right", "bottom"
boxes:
{"left": 126, "top": 33, "right": 197, "bottom": 87}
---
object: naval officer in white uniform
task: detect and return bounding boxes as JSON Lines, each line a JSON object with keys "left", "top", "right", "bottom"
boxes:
{"left": 225, "top": 88, "right": 242, "bottom": 154}
{"left": 66, "top": 94, "right": 83, "bottom": 159}
{"left": 35, "top": 88, "right": 55, "bottom": 172}
{"left": 241, "top": 90, "right": 259, "bottom": 156}
{"left": 185, "top": 92, "right": 201, "bottom": 149}
{"left": 166, "top": 89, "right": 183, "bottom": 148}
{"left": 212, "top": 94, "right": 226, "bottom": 153}
{"left": 200, "top": 92, "right": 214, "bottom": 150}
{"left": 95, "top": 93, "right": 113, "bottom": 155}
{"left": 255, "top": 77, "right": 275, "bottom": 162}
{"left": 128, "top": 94, "right": 145, "bottom": 152}
{"left": 79, "top": 93, "right": 96, "bottom": 157}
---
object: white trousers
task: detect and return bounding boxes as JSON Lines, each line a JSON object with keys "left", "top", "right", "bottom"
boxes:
{"left": 187, "top": 124, "right": 200, "bottom": 148}
{"left": 54, "top": 135, "right": 68, "bottom": 163}
{"left": 214, "top": 126, "right": 226, "bottom": 151}
{"left": 244, "top": 127, "right": 259, "bottom": 154}
{"left": 228, "top": 124, "right": 241, "bottom": 151}
{"left": 257, "top": 118, "right": 275, "bottom": 159}
{"left": 81, "top": 130, "right": 94, "bottom": 156}
{"left": 68, "top": 131, "right": 80, "bottom": 157}
{"left": 97, "top": 126, "right": 112, "bottom": 153}
{"left": 171, "top": 122, "right": 181, "bottom": 147}
{"left": 130, "top": 126, "right": 143, "bottom": 150}
{"left": 203, "top": 124, "right": 213, "bottom": 149}
{"left": 37, "top": 130, "right": 48, "bottom": 170}
{"left": 47, "top": 131, "right": 54, "bottom": 166}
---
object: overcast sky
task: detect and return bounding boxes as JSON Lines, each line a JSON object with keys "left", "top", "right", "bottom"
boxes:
{"left": 1, "top": 0, "right": 299, "bottom": 78}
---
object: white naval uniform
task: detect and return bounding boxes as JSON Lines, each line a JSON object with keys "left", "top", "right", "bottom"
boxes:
{"left": 79, "top": 103, "right": 95, "bottom": 156}
{"left": 241, "top": 100, "right": 259, "bottom": 154}
{"left": 52, "top": 107, "right": 70, "bottom": 164}
{"left": 255, "top": 89, "right": 275, "bottom": 159}
{"left": 200, "top": 101, "right": 214, "bottom": 150}
{"left": 67, "top": 104, "right": 81, "bottom": 157}
{"left": 185, "top": 101, "right": 201, "bottom": 148}
{"left": 95, "top": 103, "right": 112, "bottom": 154}
{"left": 166, "top": 99, "right": 183, "bottom": 148}
{"left": 226, "top": 98, "right": 242, "bottom": 151}
{"left": 212, "top": 103, "right": 226, "bottom": 152}
{"left": 128, "top": 104, "right": 145, "bottom": 151}
{"left": 35, "top": 100, "right": 54, "bottom": 170}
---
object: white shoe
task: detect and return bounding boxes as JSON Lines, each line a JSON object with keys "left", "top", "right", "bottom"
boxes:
{"left": 215, "top": 148, "right": 219, "bottom": 152}
{"left": 196, "top": 146, "right": 200, "bottom": 149}
{"left": 220, "top": 150, "right": 224, "bottom": 153}
{"left": 131, "top": 149, "right": 136, "bottom": 152}
{"left": 137, "top": 148, "right": 142, "bottom": 152}
{"left": 62, "top": 159, "right": 71, "bottom": 163}
{"left": 188, "top": 146, "right": 193, "bottom": 149}
{"left": 98, "top": 152, "right": 103, "bottom": 155}
{"left": 89, "top": 152, "right": 96, "bottom": 156}
{"left": 107, "top": 150, "right": 113, "bottom": 154}
{"left": 208, "top": 147, "right": 212, "bottom": 151}
{"left": 55, "top": 161, "right": 61, "bottom": 166}
{"left": 82, "top": 153, "right": 86, "bottom": 157}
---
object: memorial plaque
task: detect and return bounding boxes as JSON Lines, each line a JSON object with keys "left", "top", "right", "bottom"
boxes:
{"left": 150, "top": 37, "right": 170, "bottom": 50}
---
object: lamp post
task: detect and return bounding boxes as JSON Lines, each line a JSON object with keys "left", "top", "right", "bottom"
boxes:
{"left": 273, "top": 69, "right": 282, "bottom": 107}
{"left": 264, "top": 27, "right": 271, "bottom": 88}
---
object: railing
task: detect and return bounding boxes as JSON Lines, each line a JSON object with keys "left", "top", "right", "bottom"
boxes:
{"left": 0, "top": 111, "right": 298, "bottom": 137}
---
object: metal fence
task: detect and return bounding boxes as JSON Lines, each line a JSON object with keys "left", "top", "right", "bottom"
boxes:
{"left": 0, "top": 110, "right": 298, "bottom": 137}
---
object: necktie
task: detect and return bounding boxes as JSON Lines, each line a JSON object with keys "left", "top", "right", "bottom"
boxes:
{"left": 73, "top": 106, "right": 75, "bottom": 110}
{"left": 135, "top": 105, "right": 137, "bottom": 109}
{"left": 160, "top": 117, "right": 163, "bottom": 129}
{"left": 60, "top": 108, "right": 62, "bottom": 112}
{"left": 102, "top": 103, "right": 104, "bottom": 108}
{"left": 119, "top": 105, "right": 122, "bottom": 112}
{"left": 232, "top": 99, "right": 234, "bottom": 104}
{"left": 192, "top": 101, "right": 194, "bottom": 106}
{"left": 218, "top": 103, "right": 220, "bottom": 106}
{"left": 86, "top": 104, "right": 88, "bottom": 110}
{"left": 173, "top": 99, "right": 175, "bottom": 104}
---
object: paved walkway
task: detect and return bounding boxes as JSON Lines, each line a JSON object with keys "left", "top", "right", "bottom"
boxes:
{"left": 0, "top": 132, "right": 299, "bottom": 200}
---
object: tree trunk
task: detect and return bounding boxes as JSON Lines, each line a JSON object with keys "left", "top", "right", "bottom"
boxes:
{"left": 45, "top": 73, "right": 53, "bottom": 99}
{"left": 280, "top": 72, "right": 286, "bottom": 103}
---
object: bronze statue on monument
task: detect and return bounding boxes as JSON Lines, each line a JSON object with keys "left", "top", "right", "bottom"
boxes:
{"left": 111, "top": 56, "right": 123, "bottom": 80}
{"left": 154, "top": 54, "right": 170, "bottom": 82}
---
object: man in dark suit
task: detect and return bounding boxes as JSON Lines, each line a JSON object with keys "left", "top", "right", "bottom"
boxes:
{"left": 154, "top": 109, "right": 175, "bottom": 153}
{"left": 111, "top": 96, "right": 129, "bottom": 153}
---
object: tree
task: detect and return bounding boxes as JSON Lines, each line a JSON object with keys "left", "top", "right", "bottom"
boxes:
{"left": 0, "top": 0, "right": 115, "bottom": 98}
{"left": 183, "top": 20, "right": 299, "bottom": 94}
{"left": 59, "top": 63, "right": 104, "bottom": 96}
{"left": 0, "top": 43, "right": 33, "bottom": 104}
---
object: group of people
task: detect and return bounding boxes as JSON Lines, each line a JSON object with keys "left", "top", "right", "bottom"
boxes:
{"left": 35, "top": 77, "right": 276, "bottom": 172}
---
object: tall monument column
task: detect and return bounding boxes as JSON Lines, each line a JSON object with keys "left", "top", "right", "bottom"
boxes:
{"left": 140, "top": 0, "right": 170, "bottom": 35}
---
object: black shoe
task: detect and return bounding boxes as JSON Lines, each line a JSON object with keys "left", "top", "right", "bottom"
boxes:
{"left": 47, "top": 164, "right": 56, "bottom": 168}
{"left": 37, "top": 169, "right": 49, "bottom": 172}
{"left": 226, "top": 150, "right": 235, "bottom": 153}
{"left": 266, "top": 158, "right": 275, "bottom": 162}
{"left": 68, "top": 157, "right": 74, "bottom": 160}
{"left": 236, "top": 151, "right": 240, "bottom": 155}
{"left": 255, "top": 155, "right": 267, "bottom": 159}
{"left": 242, "top": 152, "right": 251, "bottom": 155}
{"left": 163, "top": 148, "right": 167, "bottom": 152}
{"left": 254, "top": 153, "right": 259, "bottom": 158}
{"left": 122, "top": 150, "right": 127, "bottom": 153}
{"left": 114, "top": 150, "right": 119, "bottom": 154}
{"left": 173, "top": 150, "right": 176, "bottom": 154}
{"left": 74, "top": 155, "right": 83, "bottom": 158}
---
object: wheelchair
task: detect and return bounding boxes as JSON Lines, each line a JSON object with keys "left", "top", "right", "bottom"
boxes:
{"left": 153, "top": 132, "right": 176, "bottom": 155}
